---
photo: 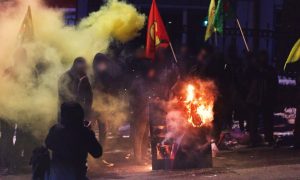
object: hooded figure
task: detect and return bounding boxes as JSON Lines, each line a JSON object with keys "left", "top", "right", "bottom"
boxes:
{"left": 58, "top": 57, "right": 93, "bottom": 119}
{"left": 45, "top": 102, "right": 102, "bottom": 180}
{"left": 246, "top": 51, "right": 278, "bottom": 146}
{"left": 92, "top": 53, "right": 114, "bottom": 93}
{"left": 129, "top": 59, "right": 161, "bottom": 163}
{"left": 92, "top": 52, "right": 124, "bottom": 92}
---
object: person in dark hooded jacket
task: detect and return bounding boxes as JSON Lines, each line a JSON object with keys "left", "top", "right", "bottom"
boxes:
{"left": 92, "top": 53, "right": 116, "bottom": 93}
{"left": 246, "top": 51, "right": 278, "bottom": 146}
{"left": 92, "top": 52, "right": 124, "bottom": 92}
{"left": 58, "top": 57, "right": 93, "bottom": 120}
{"left": 92, "top": 53, "right": 126, "bottom": 167}
{"left": 129, "top": 59, "right": 163, "bottom": 164}
{"left": 45, "top": 102, "right": 102, "bottom": 180}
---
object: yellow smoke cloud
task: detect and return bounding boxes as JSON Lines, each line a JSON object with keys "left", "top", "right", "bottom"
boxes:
{"left": 0, "top": 0, "right": 145, "bottom": 138}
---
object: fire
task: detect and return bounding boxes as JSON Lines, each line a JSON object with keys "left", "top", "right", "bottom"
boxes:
{"left": 183, "top": 82, "right": 215, "bottom": 127}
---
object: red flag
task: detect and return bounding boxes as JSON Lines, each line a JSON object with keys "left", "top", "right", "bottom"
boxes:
{"left": 145, "top": 0, "right": 170, "bottom": 60}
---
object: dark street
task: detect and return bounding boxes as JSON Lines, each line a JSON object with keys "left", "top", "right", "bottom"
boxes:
{"left": 4, "top": 146, "right": 300, "bottom": 179}
{"left": 0, "top": 0, "right": 300, "bottom": 179}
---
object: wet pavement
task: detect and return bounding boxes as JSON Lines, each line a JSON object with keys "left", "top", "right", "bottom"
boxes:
{"left": 87, "top": 146, "right": 300, "bottom": 179}
{"left": 3, "top": 140, "right": 300, "bottom": 179}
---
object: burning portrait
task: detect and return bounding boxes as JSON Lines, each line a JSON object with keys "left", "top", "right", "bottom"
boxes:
{"left": 149, "top": 78, "right": 218, "bottom": 170}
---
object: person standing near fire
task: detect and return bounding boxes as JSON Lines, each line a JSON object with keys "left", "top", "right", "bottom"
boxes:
{"left": 129, "top": 58, "right": 162, "bottom": 164}
{"left": 91, "top": 52, "right": 127, "bottom": 167}
{"left": 189, "top": 46, "right": 222, "bottom": 142}
{"left": 58, "top": 57, "right": 93, "bottom": 121}
{"left": 246, "top": 51, "right": 278, "bottom": 147}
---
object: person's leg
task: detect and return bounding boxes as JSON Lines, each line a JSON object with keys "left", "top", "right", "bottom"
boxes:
{"left": 133, "top": 109, "right": 148, "bottom": 163}
{"left": 0, "top": 120, "right": 14, "bottom": 172}
{"left": 263, "top": 107, "right": 274, "bottom": 144}
{"left": 133, "top": 123, "right": 143, "bottom": 162}
{"left": 236, "top": 103, "right": 247, "bottom": 132}
{"left": 212, "top": 99, "right": 223, "bottom": 142}
{"left": 222, "top": 98, "right": 233, "bottom": 130}
{"left": 224, "top": 108, "right": 233, "bottom": 130}
{"left": 249, "top": 105, "right": 259, "bottom": 146}
{"left": 98, "top": 120, "right": 107, "bottom": 148}
{"left": 141, "top": 122, "right": 149, "bottom": 161}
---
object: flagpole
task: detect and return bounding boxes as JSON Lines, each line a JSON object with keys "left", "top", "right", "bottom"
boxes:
{"left": 169, "top": 42, "right": 178, "bottom": 64}
{"left": 214, "top": 30, "right": 218, "bottom": 47}
{"left": 236, "top": 18, "right": 250, "bottom": 52}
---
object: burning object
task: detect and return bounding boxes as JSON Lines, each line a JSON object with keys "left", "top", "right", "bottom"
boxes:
{"left": 149, "top": 79, "right": 217, "bottom": 170}
{"left": 184, "top": 83, "right": 215, "bottom": 127}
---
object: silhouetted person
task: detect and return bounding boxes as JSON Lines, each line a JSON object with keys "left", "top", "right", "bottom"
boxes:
{"left": 92, "top": 53, "right": 112, "bottom": 93}
{"left": 58, "top": 57, "right": 93, "bottom": 120}
{"left": 189, "top": 45, "right": 213, "bottom": 78}
{"left": 246, "top": 51, "right": 277, "bottom": 146}
{"left": 92, "top": 53, "right": 123, "bottom": 94}
{"left": 129, "top": 60, "right": 159, "bottom": 164}
{"left": 45, "top": 102, "right": 102, "bottom": 179}
{"left": 177, "top": 45, "right": 194, "bottom": 77}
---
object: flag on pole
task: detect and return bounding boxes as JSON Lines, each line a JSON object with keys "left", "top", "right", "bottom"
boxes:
{"left": 206, "top": 0, "right": 236, "bottom": 41}
{"left": 18, "top": 6, "right": 34, "bottom": 43}
{"left": 205, "top": 0, "right": 216, "bottom": 41}
{"left": 213, "top": 0, "right": 236, "bottom": 34}
{"left": 213, "top": 0, "right": 223, "bottom": 34}
{"left": 284, "top": 39, "right": 300, "bottom": 70}
{"left": 146, "top": 0, "right": 170, "bottom": 60}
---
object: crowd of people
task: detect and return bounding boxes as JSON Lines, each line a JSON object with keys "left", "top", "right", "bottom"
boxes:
{"left": 56, "top": 43, "right": 280, "bottom": 160}
{"left": 0, "top": 42, "right": 299, "bottom": 178}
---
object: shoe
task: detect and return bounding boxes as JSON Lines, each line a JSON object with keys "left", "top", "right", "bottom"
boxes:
{"left": 102, "top": 160, "right": 114, "bottom": 167}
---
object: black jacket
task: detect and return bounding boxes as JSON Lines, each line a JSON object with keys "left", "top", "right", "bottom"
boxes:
{"left": 45, "top": 124, "right": 102, "bottom": 177}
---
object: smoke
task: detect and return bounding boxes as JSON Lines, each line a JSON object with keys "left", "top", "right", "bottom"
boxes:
{"left": 163, "top": 110, "right": 188, "bottom": 143}
{"left": 0, "top": 0, "right": 145, "bottom": 138}
{"left": 92, "top": 91, "right": 129, "bottom": 131}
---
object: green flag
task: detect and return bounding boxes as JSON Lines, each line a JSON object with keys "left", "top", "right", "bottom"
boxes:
{"left": 284, "top": 39, "right": 300, "bottom": 70}
{"left": 205, "top": 0, "right": 236, "bottom": 41}
{"left": 213, "top": 0, "right": 223, "bottom": 33}
{"left": 213, "top": 0, "right": 236, "bottom": 34}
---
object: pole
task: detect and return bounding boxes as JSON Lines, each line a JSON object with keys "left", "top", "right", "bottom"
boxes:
{"left": 253, "top": 0, "right": 260, "bottom": 52}
{"left": 169, "top": 42, "right": 178, "bottom": 63}
{"left": 214, "top": 30, "right": 218, "bottom": 47}
{"left": 236, "top": 18, "right": 250, "bottom": 52}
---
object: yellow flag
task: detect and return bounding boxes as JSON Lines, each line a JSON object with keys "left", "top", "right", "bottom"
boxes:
{"left": 205, "top": 0, "right": 216, "bottom": 41}
{"left": 284, "top": 39, "right": 300, "bottom": 70}
{"left": 18, "top": 6, "right": 34, "bottom": 43}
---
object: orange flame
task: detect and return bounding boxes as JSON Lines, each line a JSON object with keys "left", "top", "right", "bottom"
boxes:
{"left": 183, "top": 82, "right": 215, "bottom": 127}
